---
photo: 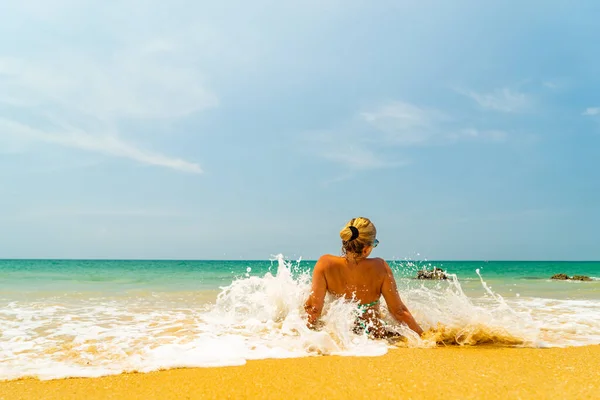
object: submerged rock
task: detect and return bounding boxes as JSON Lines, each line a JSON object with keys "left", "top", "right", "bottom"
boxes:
{"left": 417, "top": 267, "right": 448, "bottom": 280}
{"left": 550, "top": 274, "right": 592, "bottom": 281}
{"left": 571, "top": 275, "right": 592, "bottom": 281}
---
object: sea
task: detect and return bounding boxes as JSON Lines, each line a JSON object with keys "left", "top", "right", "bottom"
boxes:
{"left": 1, "top": 257, "right": 599, "bottom": 381}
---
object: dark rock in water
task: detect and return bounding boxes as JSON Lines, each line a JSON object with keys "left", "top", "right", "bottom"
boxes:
{"left": 571, "top": 275, "right": 592, "bottom": 281}
{"left": 417, "top": 267, "right": 448, "bottom": 280}
{"left": 550, "top": 274, "right": 593, "bottom": 281}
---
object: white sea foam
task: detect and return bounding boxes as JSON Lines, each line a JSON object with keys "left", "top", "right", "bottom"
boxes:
{"left": 1, "top": 255, "right": 599, "bottom": 381}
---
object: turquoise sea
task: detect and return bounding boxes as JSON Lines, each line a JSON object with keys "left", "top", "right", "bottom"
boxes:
{"left": 2, "top": 258, "right": 599, "bottom": 293}
{"left": 1, "top": 258, "right": 599, "bottom": 380}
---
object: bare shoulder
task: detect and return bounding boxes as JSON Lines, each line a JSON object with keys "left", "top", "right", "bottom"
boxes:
{"left": 367, "top": 257, "right": 390, "bottom": 273}
{"left": 367, "top": 256, "right": 387, "bottom": 265}
{"left": 317, "top": 254, "right": 338, "bottom": 263}
{"left": 315, "top": 254, "right": 341, "bottom": 271}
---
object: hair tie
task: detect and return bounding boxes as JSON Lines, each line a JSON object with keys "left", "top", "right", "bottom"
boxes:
{"left": 349, "top": 226, "right": 359, "bottom": 241}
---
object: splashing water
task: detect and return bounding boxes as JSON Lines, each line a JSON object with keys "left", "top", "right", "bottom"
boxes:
{"left": 0, "top": 255, "right": 598, "bottom": 381}
{"left": 396, "top": 268, "right": 540, "bottom": 347}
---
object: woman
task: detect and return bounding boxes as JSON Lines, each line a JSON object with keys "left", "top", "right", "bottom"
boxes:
{"left": 304, "top": 217, "right": 423, "bottom": 337}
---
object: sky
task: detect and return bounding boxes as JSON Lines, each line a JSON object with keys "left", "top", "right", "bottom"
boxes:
{"left": 0, "top": 0, "right": 599, "bottom": 260}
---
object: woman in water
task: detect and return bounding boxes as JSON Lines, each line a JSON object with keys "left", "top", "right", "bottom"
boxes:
{"left": 304, "top": 217, "right": 423, "bottom": 337}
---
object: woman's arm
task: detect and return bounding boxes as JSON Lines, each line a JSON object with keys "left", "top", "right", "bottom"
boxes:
{"left": 304, "top": 257, "right": 328, "bottom": 328}
{"left": 380, "top": 260, "right": 423, "bottom": 335}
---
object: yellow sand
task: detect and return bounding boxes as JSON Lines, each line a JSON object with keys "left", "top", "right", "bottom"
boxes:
{"left": 2, "top": 346, "right": 600, "bottom": 399}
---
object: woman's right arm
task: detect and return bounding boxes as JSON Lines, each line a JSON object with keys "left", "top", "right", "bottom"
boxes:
{"left": 304, "top": 256, "right": 328, "bottom": 328}
{"left": 380, "top": 260, "right": 424, "bottom": 336}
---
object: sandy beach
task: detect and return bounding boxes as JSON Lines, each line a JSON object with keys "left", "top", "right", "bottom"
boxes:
{"left": 2, "top": 345, "right": 599, "bottom": 399}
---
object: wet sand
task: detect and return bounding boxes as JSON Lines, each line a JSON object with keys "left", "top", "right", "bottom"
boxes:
{"left": 2, "top": 346, "right": 599, "bottom": 399}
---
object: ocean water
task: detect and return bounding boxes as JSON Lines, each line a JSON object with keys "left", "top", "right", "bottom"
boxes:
{"left": 1, "top": 257, "right": 599, "bottom": 380}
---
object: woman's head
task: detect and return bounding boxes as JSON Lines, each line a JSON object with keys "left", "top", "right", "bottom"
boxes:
{"left": 339, "top": 217, "right": 377, "bottom": 259}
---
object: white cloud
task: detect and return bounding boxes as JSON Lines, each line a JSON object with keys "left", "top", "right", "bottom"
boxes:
{"left": 319, "top": 145, "right": 408, "bottom": 170}
{"left": 459, "top": 128, "right": 508, "bottom": 142}
{"left": 0, "top": 51, "right": 210, "bottom": 170}
{"left": 0, "top": 50, "right": 218, "bottom": 120}
{"left": 0, "top": 3, "right": 226, "bottom": 173}
{"left": 457, "top": 87, "right": 530, "bottom": 112}
{"left": 359, "top": 101, "right": 441, "bottom": 145}
{"left": 304, "top": 100, "right": 507, "bottom": 171}
{"left": 302, "top": 130, "right": 405, "bottom": 170}
{"left": 13, "top": 207, "right": 187, "bottom": 220}
{"left": 0, "top": 118, "right": 203, "bottom": 174}
{"left": 360, "top": 101, "right": 508, "bottom": 145}
{"left": 582, "top": 107, "right": 600, "bottom": 116}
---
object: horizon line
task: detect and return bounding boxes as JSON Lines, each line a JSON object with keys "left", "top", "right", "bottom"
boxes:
{"left": 1, "top": 258, "right": 599, "bottom": 262}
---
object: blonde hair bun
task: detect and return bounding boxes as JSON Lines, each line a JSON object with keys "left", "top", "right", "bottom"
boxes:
{"left": 339, "top": 217, "right": 377, "bottom": 257}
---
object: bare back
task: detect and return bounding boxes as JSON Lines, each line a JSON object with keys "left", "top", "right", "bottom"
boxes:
{"left": 304, "top": 254, "right": 424, "bottom": 336}
{"left": 319, "top": 255, "right": 386, "bottom": 305}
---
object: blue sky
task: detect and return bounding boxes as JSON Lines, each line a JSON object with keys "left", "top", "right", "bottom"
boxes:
{"left": 1, "top": 0, "right": 599, "bottom": 260}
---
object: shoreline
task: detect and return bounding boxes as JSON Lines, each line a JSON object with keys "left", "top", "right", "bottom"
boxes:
{"left": 2, "top": 345, "right": 599, "bottom": 399}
